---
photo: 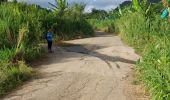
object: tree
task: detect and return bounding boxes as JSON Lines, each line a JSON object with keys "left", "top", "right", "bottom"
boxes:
{"left": 87, "top": 8, "right": 108, "bottom": 19}
{"left": 132, "top": 0, "right": 141, "bottom": 11}
{"left": 49, "top": 0, "right": 68, "bottom": 17}
{"left": 65, "top": 3, "right": 85, "bottom": 20}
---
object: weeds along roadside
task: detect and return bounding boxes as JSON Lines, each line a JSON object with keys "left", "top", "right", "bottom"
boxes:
{"left": 87, "top": 1, "right": 170, "bottom": 99}
{"left": 115, "top": 4, "right": 170, "bottom": 99}
{"left": 0, "top": 3, "right": 47, "bottom": 96}
{"left": 0, "top": 1, "right": 95, "bottom": 96}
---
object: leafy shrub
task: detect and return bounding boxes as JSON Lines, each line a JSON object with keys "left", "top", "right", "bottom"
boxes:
{"left": 48, "top": 1, "right": 94, "bottom": 40}
{"left": 0, "top": 3, "right": 46, "bottom": 96}
{"left": 136, "top": 37, "right": 170, "bottom": 100}
{"left": 54, "top": 19, "right": 94, "bottom": 40}
{"left": 87, "top": 19, "right": 115, "bottom": 33}
{"left": 115, "top": 6, "right": 170, "bottom": 99}
{"left": 0, "top": 61, "right": 32, "bottom": 96}
{"left": 0, "top": 2, "right": 95, "bottom": 96}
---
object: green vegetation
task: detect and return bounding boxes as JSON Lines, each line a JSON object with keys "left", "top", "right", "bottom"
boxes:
{"left": 0, "top": 3, "right": 46, "bottom": 95}
{"left": 87, "top": 19, "right": 115, "bottom": 33}
{"left": 49, "top": 0, "right": 94, "bottom": 40}
{"left": 86, "top": 2, "right": 132, "bottom": 33}
{"left": 117, "top": 14, "right": 170, "bottom": 99}
{"left": 0, "top": 0, "right": 94, "bottom": 96}
{"left": 115, "top": 1, "right": 170, "bottom": 100}
{"left": 86, "top": 0, "right": 170, "bottom": 99}
{"left": 1, "top": 0, "right": 170, "bottom": 99}
{"left": 86, "top": 9, "right": 114, "bottom": 33}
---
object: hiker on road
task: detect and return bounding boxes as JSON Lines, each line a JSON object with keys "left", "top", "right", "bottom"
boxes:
{"left": 46, "top": 29, "right": 53, "bottom": 53}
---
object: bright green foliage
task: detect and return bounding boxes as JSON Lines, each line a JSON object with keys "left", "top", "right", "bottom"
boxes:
{"left": 49, "top": 1, "right": 94, "bottom": 40}
{"left": 0, "top": 61, "right": 32, "bottom": 96}
{"left": 49, "top": 0, "right": 68, "bottom": 17}
{"left": 137, "top": 38, "right": 170, "bottom": 100}
{"left": 0, "top": 3, "right": 48, "bottom": 96}
{"left": 132, "top": 0, "right": 151, "bottom": 16}
{"left": 0, "top": 1, "right": 95, "bottom": 96}
{"left": 87, "top": 19, "right": 115, "bottom": 33}
{"left": 86, "top": 2, "right": 132, "bottom": 33}
{"left": 132, "top": 0, "right": 141, "bottom": 11}
{"left": 0, "top": 3, "right": 51, "bottom": 61}
{"left": 115, "top": 4, "right": 170, "bottom": 99}
{"left": 85, "top": 1, "right": 170, "bottom": 99}
{"left": 0, "top": 3, "right": 45, "bottom": 49}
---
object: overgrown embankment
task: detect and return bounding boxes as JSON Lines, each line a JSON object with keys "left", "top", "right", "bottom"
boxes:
{"left": 115, "top": 5, "right": 170, "bottom": 100}
{"left": 0, "top": 1, "right": 94, "bottom": 96}
{"left": 87, "top": 1, "right": 170, "bottom": 99}
{"left": 0, "top": 3, "right": 45, "bottom": 96}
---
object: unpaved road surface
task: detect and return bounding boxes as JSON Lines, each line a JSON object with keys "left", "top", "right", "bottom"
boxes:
{"left": 2, "top": 32, "right": 149, "bottom": 100}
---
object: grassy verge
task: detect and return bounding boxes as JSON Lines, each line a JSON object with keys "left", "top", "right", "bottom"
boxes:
{"left": 0, "top": 1, "right": 95, "bottom": 96}
{"left": 0, "top": 61, "right": 33, "bottom": 96}
{"left": 115, "top": 11, "right": 170, "bottom": 100}
{"left": 0, "top": 3, "right": 45, "bottom": 96}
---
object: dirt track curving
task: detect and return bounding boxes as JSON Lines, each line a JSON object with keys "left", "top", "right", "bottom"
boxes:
{"left": 2, "top": 32, "right": 149, "bottom": 100}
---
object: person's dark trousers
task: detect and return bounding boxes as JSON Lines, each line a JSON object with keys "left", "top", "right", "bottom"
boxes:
{"left": 47, "top": 41, "right": 52, "bottom": 51}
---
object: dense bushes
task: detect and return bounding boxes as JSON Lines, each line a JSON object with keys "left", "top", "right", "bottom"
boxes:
{"left": 0, "top": 1, "right": 95, "bottom": 96}
{"left": 115, "top": 4, "right": 170, "bottom": 99}
{"left": 0, "top": 3, "right": 46, "bottom": 58}
{"left": 0, "top": 61, "right": 32, "bottom": 95}
{"left": 87, "top": 19, "right": 115, "bottom": 33}
{"left": 0, "top": 3, "right": 47, "bottom": 96}
{"left": 54, "top": 18, "right": 94, "bottom": 40}
{"left": 86, "top": 3, "right": 132, "bottom": 33}
{"left": 49, "top": 2, "right": 94, "bottom": 40}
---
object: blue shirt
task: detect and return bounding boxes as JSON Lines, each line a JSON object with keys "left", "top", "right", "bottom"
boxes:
{"left": 47, "top": 32, "right": 53, "bottom": 41}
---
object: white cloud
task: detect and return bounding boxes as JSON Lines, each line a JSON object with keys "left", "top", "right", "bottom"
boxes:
{"left": 18, "top": 0, "right": 129, "bottom": 12}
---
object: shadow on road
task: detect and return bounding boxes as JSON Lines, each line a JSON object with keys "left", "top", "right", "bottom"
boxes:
{"left": 61, "top": 43, "right": 136, "bottom": 65}
{"left": 32, "top": 32, "right": 136, "bottom": 68}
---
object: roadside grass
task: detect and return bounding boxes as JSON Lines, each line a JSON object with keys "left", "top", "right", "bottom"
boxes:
{"left": 0, "top": 1, "right": 95, "bottom": 97}
{"left": 0, "top": 61, "right": 33, "bottom": 96}
{"left": 115, "top": 11, "right": 170, "bottom": 100}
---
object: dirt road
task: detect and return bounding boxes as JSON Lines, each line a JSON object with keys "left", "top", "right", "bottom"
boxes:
{"left": 2, "top": 32, "right": 148, "bottom": 100}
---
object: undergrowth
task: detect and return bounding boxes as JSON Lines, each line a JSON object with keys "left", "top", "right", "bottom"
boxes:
{"left": 116, "top": 10, "right": 170, "bottom": 99}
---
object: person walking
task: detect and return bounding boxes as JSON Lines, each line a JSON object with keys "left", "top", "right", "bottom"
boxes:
{"left": 46, "top": 29, "right": 53, "bottom": 53}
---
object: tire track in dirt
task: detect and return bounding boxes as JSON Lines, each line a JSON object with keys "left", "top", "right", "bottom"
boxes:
{"left": 2, "top": 32, "right": 149, "bottom": 100}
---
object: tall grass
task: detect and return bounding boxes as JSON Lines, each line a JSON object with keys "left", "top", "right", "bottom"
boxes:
{"left": 115, "top": 7, "right": 170, "bottom": 99}
{"left": 48, "top": 1, "right": 94, "bottom": 40}
{"left": 0, "top": 3, "right": 47, "bottom": 96}
{"left": 0, "top": 61, "right": 32, "bottom": 96}
{"left": 55, "top": 19, "right": 94, "bottom": 40}
{"left": 87, "top": 19, "right": 115, "bottom": 33}
{"left": 0, "top": 1, "right": 95, "bottom": 96}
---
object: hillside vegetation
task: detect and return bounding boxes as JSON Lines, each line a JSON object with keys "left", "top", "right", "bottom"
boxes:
{"left": 1, "top": 0, "right": 170, "bottom": 99}
{"left": 116, "top": 1, "right": 170, "bottom": 99}
{"left": 88, "top": 0, "right": 170, "bottom": 99}
{"left": 0, "top": 0, "right": 94, "bottom": 96}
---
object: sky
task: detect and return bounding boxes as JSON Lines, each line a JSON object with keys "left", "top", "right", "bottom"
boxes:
{"left": 18, "top": 0, "right": 130, "bottom": 12}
